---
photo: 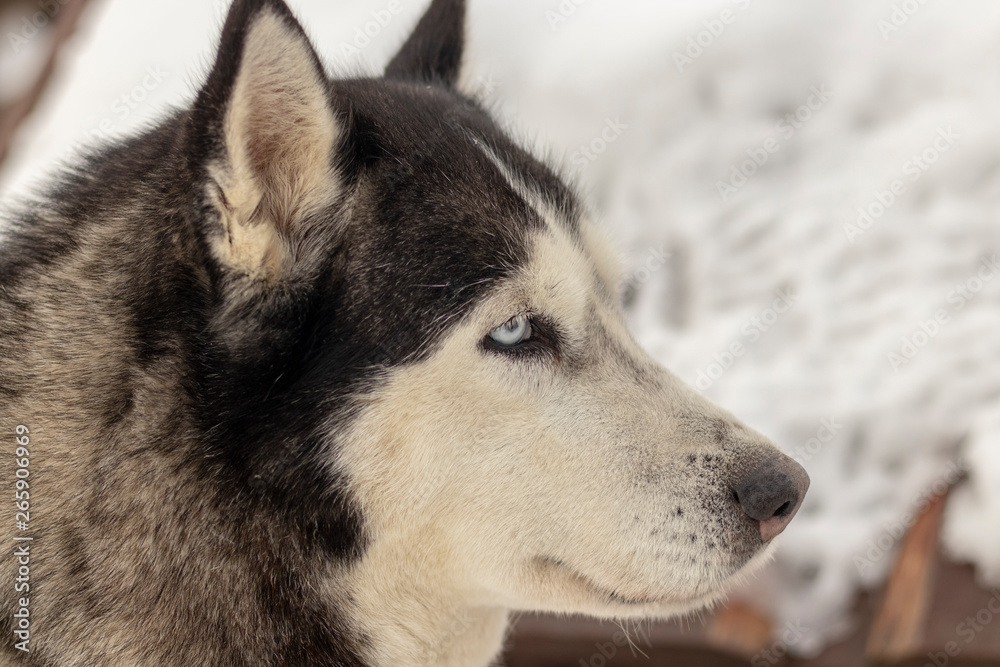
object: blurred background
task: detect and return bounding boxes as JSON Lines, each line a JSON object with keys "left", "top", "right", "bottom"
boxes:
{"left": 2, "top": 0, "right": 999, "bottom": 664}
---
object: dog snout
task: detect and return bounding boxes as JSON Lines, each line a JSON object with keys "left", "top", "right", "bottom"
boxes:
{"left": 732, "top": 455, "right": 810, "bottom": 542}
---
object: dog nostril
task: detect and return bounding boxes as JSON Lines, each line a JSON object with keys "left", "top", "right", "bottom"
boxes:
{"left": 732, "top": 455, "right": 810, "bottom": 542}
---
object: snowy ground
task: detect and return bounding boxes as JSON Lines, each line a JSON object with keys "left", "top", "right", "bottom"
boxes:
{"left": 2, "top": 0, "right": 999, "bottom": 655}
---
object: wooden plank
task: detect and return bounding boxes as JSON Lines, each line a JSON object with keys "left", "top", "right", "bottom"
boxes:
{"left": 707, "top": 600, "right": 775, "bottom": 661}
{"left": 865, "top": 489, "right": 950, "bottom": 663}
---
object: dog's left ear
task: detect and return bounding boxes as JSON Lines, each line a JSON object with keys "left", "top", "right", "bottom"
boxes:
{"left": 385, "top": 0, "right": 466, "bottom": 87}
{"left": 189, "top": 0, "right": 339, "bottom": 281}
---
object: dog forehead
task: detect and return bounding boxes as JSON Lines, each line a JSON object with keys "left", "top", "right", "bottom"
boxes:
{"left": 493, "top": 195, "right": 621, "bottom": 320}
{"left": 524, "top": 227, "right": 593, "bottom": 307}
{"left": 332, "top": 78, "right": 596, "bottom": 303}
{"left": 335, "top": 78, "right": 579, "bottom": 231}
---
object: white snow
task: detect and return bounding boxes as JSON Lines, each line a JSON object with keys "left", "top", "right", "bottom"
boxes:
{"left": 2, "top": 0, "right": 999, "bottom": 655}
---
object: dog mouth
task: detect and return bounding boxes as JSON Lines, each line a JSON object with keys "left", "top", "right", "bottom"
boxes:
{"left": 534, "top": 548, "right": 768, "bottom": 611}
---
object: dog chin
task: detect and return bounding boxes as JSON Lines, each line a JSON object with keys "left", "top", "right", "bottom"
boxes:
{"left": 639, "top": 540, "right": 780, "bottom": 619}
{"left": 533, "top": 541, "right": 777, "bottom": 619}
{"left": 617, "top": 540, "right": 778, "bottom": 618}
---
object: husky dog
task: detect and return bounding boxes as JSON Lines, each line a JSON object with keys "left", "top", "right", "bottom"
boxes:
{"left": 0, "top": 0, "right": 809, "bottom": 664}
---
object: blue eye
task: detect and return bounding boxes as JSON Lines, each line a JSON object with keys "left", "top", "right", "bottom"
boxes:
{"left": 490, "top": 315, "right": 531, "bottom": 347}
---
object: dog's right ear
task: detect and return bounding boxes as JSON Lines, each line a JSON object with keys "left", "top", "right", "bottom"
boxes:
{"left": 188, "top": 0, "right": 340, "bottom": 282}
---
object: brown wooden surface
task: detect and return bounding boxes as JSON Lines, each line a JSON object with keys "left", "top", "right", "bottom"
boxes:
{"left": 707, "top": 601, "right": 774, "bottom": 661}
{"left": 866, "top": 490, "right": 950, "bottom": 663}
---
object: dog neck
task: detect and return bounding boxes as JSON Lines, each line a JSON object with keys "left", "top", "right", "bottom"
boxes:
{"left": 337, "top": 538, "right": 510, "bottom": 667}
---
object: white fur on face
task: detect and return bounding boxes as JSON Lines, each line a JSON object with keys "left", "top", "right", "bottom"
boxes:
{"left": 333, "top": 214, "right": 783, "bottom": 666}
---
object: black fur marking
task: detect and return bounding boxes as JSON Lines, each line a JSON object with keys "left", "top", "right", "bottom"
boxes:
{"left": 386, "top": 0, "right": 466, "bottom": 86}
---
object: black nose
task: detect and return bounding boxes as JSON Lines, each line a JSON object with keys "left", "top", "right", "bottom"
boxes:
{"left": 732, "top": 455, "right": 810, "bottom": 542}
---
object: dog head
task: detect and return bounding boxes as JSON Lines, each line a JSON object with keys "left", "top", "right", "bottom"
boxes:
{"left": 188, "top": 0, "right": 808, "bottom": 628}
